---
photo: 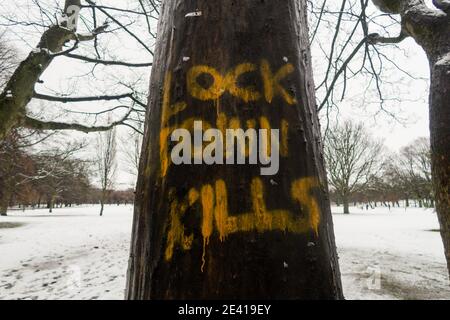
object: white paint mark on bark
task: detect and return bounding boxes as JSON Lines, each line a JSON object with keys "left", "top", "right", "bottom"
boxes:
{"left": 436, "top": 52, "right": 450, "bottom": 66}
{"left": 185, "top": 11, "right": 202, "bottom": 18}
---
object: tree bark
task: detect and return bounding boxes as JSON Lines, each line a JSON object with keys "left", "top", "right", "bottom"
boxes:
{"left": 100, "top": 193, "right": 105, "bottom": 217}
{"left": 126, "top": 0, "right": 343, "bottom": 299}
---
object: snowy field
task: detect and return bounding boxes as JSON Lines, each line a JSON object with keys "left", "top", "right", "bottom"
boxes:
{"left": 0, "top": 205, "right": 448, "bottom": 300}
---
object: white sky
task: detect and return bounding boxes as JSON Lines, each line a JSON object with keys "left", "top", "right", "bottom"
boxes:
{"left": 1, "top": 0, "right": 432, "bottom": 189}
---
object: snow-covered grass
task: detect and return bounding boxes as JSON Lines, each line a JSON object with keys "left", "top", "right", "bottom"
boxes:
{"left": 333, "top": 206, "right": 449, "bottom": 299}
{"left": 0, "top": 205, "right": 133, "bottom": 300}
{"left": 0, "top": 205, "right": 448, "bottom": 300}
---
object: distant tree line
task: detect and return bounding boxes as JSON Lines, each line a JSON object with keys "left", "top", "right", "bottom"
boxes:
{"left": 0, "top": 130, "right": 134, "bottom": 216}
{"left": 325, "top": 121, "right": 433, "bottom": 213}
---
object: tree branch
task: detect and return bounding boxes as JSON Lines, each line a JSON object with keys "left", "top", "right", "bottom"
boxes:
{"left": 33, "top": 92, "right": 133, "bottom": 103}
{"left": 22, "top": 106, "right": 132, "bottom": 133}
{"left": 64, "top": 53, "right": 152, "bottom": 67}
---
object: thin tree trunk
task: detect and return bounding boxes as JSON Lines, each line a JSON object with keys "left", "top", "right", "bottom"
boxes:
{"left": 126, "top": 0, "right": 343, "bottom": 299}
{"left": 343, "top": 196, "right": 350, "bottom": 214}
{"left": 0, "top": 194, "right": 8, "bottom": 216}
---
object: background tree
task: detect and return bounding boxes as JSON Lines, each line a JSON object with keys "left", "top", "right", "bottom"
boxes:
{"left": 0, "top": 0, "right": 159, "bottom": 139}
{"left": 96, "top": 127, "right": 117, "bottom": 216}
{"left": 33, "top": 143, "right": 85, "bottom": 213}
{"left": 324, "top": 121, "right": 383, "bottom": 214}
{"left": 393, "top": 137, "right": 434, "bottom": 207}
{"left": 121, "top": 129, "right": 143, "bottom": 179}
{"left": 367, "top": 3, "right": 449, "bottom": 273}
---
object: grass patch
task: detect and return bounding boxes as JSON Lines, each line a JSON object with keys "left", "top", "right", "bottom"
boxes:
{"left": 0, "top": 222, "right": 25, "bottom": 229}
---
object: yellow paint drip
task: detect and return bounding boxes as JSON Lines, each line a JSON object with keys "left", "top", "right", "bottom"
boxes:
{"left": 260, "top": 116, "right": 272, "bottom": 158}
{"left": 201, "top": 185, "right": 214, "bottom": 272}
{"left": 291, "top": 177, "right": 321, "bottom": 236}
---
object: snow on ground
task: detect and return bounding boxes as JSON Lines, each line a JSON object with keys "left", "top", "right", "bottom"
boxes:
{"left": 333, "top": 206, "right": 449, "bottom": 300}
{"left": 0, "top": 205, "right": 133, "bottom": 300}
{"left": 0, "top": 204, "right": 448, "bottom": 300}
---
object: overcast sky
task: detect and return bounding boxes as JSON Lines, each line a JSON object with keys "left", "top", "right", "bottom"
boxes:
{"left": 1, "top": 0, "right": 432, "bottom": 189}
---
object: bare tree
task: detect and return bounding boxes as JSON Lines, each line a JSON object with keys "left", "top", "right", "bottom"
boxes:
{"left": 324, "top": 121, "right": 383, "bottom": 213}
{"left": 306, "top": 0, "right": 449, "bottom": 275}
{"left": 0, "top": 130, "right": 34, "bottom": 215}
{"left": 96, "top": 127, "right": 117, "bottom": 216}
{"left": 0, "top": 0, "right": 159, "bottom": 140}
{"left": 126, "top": 0, "right": 343, "bottom": 300}
{"left": 368, "top": 0, "right": 450, "bottom": 275}
{"left": 394, "top": 137, "right": 434, "bottom": 207}
{"left": 121, "top": 129, "right": 142, "bottom": 179}
{"left": 0, "top": 31, "right": 16, "bottom": 91}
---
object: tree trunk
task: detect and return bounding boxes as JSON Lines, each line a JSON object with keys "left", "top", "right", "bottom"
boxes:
{"left": 100, "top": 190, "right": 106, "bottom": 216}
{"left": 428, "top": 41, "right": 450, "bottom": 277}
{"left": 126, "top": 0, "right": 343, "bottom": 299}
{"left": 373, "top": 0, "right": 450, "bottom": 278}
{"left": 49, "top": 196, "right": 55, "bottom": 213}
{"left": 343, "top": 196, "right": 350, "bottom": 214}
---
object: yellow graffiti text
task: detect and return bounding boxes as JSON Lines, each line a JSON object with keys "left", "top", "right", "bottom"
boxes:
{"left": 186, "top": 61, "right": 295, "bottom": 104}
{"left": 164, "top": 177, "right": 322, "bottom": 264}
